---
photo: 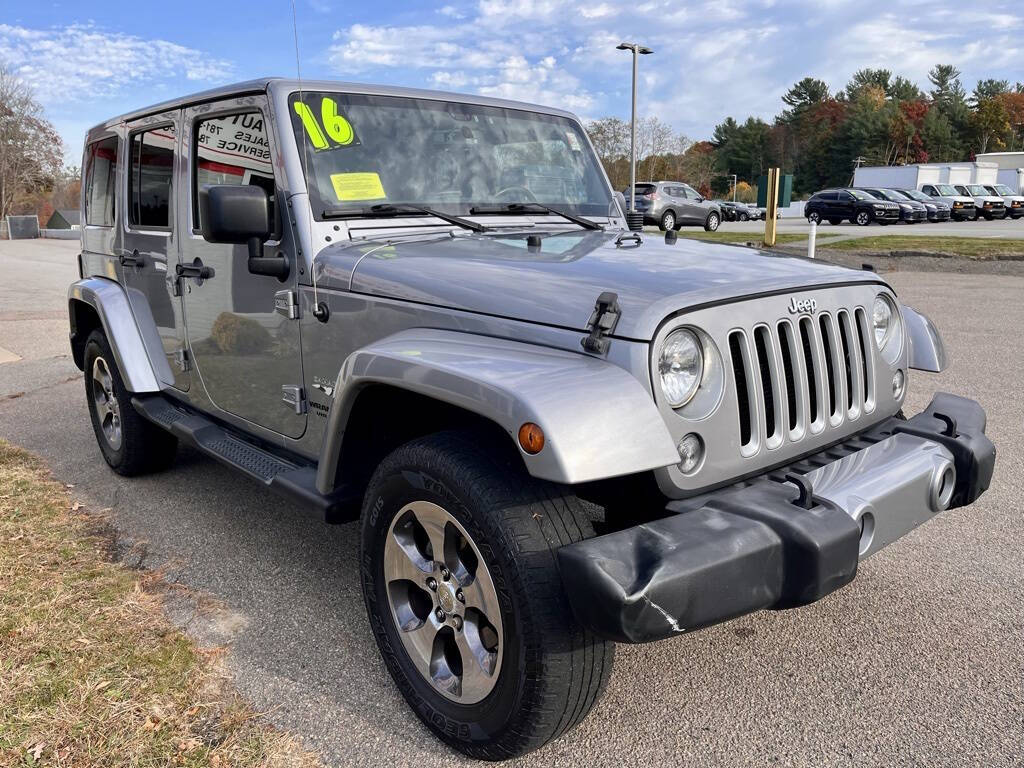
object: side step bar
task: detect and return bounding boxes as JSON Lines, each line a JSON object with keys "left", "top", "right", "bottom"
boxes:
{"left": 132, "top": 395, "right": 360, "bottom": 521}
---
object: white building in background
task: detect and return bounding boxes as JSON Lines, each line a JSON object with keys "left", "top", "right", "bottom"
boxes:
{"left": 975, "top": 152, "right": 1024, "bottom": 194}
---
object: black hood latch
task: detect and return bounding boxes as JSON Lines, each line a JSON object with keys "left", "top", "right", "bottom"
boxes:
{"left": 581, "top": 291, "right": 621, "bottom": 355}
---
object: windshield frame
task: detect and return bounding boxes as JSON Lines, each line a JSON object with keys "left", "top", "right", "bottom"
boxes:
{"left": 286, "top": 90, "right": 614, "bottom": 222}
{"left": 991, "top": 184, "right": 1014, "bottom": 196}
{"left": 935, "top": 184, "right": 959, "bottom": 196}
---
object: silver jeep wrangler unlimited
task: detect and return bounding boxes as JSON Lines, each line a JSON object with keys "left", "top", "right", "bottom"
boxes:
{"left": 70, "top": 79, "right": 995, "bottom": 760}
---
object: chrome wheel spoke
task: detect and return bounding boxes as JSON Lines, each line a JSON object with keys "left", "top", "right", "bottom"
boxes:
{"left": 384, "top": 527, "right": 433, "bottom": 585}
{"left": 455, "top": 617, "right": 499, "bottom": 701}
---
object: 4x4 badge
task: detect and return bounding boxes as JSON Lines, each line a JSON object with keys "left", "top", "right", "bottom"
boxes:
{"left": 788, "top": 297, "right": 818, "bottom": 315}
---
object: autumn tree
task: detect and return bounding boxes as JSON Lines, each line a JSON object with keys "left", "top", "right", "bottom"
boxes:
{"left": 0, "top": 62, "right": 64, "bottom": 219}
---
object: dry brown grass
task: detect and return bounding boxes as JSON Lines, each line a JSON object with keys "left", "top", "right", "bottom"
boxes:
{"left": 0, "top": 441, "right": 322, "bottom": 768}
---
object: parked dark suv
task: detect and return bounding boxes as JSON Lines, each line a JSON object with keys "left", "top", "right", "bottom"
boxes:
{"left": 856, "top": 188, "right": 929, "bottom": 223}
{"left": 805, "top": 188, "right": 900, "bottom": 226}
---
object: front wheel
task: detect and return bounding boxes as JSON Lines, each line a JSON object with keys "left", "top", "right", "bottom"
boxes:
{"left": 855, "top": 210, "right": 872, "bottom": 226}
{"left": 704, "top": 211, "right": 721, "bottom": 231}
{"left": 807, "top": 211, "right": 822, "bottom": 225}
{"left": 739, "top": 212, "right": 749, "bottom": 221}
{"left": 84, "top": 330, "right": 177, "bottom": 475}
{"left": 659, "top": 210, "right": 676, "bottom": 231}
{"left": 360, "top": 432, "right": 613, "bottom": 760}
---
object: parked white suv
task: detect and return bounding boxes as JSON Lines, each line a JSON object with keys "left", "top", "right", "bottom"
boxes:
{"left": 919, "top": 183, "right": 977, "bottom": 220}
{"left": 955, "top": 184, "right": 1006, "bottom": 220}
{"left": 983, "top": 184, "right": 1024, "bottom": 219}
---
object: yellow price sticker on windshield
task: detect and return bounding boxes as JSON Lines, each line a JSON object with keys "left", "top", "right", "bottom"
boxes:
{"left": 330, "top": 172, "right": 386, "bottom": 201}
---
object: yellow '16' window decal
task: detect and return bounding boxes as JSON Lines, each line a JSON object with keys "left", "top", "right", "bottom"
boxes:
{"left": 293, "top": 97, "right": 358, "bottom": 151}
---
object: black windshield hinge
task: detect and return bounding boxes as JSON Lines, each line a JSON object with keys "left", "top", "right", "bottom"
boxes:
{"left": 581, "top": 291, "right": 621, "bottom": 356}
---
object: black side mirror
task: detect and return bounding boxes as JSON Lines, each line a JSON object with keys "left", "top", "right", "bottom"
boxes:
{"left": 199, "top": 185, "right": 288, "bottom": 280}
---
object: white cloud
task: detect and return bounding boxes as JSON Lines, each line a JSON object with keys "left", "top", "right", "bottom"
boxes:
{"left": 325, "top": 0, "right": 1024, "bottom": 143}
{"left": 0, "top": 23, "right": 234, "bottom": 103}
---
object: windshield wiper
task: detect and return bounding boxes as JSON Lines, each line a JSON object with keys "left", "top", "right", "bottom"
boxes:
{"left": 322, "top": 203, "right": 485, "bottom": 233}
{"left": 469, "top": 202, "right": 603, "bottom": 231}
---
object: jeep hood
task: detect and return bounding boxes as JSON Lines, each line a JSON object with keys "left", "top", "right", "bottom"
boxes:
{"left": 314, "top": 230, "right": 885, "bottom": 340}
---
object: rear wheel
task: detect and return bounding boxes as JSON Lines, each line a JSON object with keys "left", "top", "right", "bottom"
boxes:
{"left": 360, "top": 432, "right": 613, "bottom": 760}
{"left": 659, "top": 210, "right": 676, "bottom": 231}
{"left": 704, "top": 211, "right": 721, "bottom": 231}
{"left": 83, "top": 330, "right": 177, "bottom": 475}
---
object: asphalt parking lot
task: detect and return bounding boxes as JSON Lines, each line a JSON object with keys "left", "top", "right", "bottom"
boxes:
{"left": 1, "top": 238, "right": 1022, "bottom": 767}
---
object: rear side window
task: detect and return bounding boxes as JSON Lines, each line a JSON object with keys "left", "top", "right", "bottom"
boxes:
{"left": 193, "top": 112, "right": 275, "bottom": 230}
{"left": 84, "top": 136, "right": 118, "bottom": 227}
{"left": 129, "top": 126, "right": 175, "bottom": 228}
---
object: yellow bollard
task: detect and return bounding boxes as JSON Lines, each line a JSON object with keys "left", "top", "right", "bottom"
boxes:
{"left": 764, "top": 168, "right": 780, "bottom": 247}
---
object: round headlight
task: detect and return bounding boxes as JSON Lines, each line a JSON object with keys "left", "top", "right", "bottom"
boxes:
{"left": 659, "top": 329, "right": 704, "bottom": 408}
{"left": 872, "top": 296, "right": 894, "bottom": 348}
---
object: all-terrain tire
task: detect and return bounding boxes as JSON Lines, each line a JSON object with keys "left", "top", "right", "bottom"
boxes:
{"left": 83, "top": 329, "right": 177, "bottom": 475}
{"left": 360, "top": 431, "right": 614, "bottom": 760}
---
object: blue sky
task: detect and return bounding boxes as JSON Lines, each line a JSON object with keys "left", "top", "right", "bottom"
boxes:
{"left": 3, "top": 0, "right": 1023, "bottom": 165}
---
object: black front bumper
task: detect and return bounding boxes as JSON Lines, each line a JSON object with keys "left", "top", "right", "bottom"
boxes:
{"left": 557, "top": 393, "right": 995, "bottom": 644}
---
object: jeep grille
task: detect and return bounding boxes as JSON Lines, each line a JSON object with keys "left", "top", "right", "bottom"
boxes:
{"left": 728, "top": 309, "right": 875, "bottom": 454}
{"left": 648, "top": 283, "right": 908, "bottom": 498}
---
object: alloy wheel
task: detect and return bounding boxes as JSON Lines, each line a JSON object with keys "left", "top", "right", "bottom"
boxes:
{"left": 383, "top": 500, "right": 503, "bottom": 704}
{"left": 91, "top": 356, "right": 122, "bottom": 451}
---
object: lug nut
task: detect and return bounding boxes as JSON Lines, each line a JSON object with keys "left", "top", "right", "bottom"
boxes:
{"left": 435, "top": 607, "right": 445, "bottom": 622}
{"left": 452, "top": 615, "right": 463, "bottom": 631}
{"left": 440, "top": 567, "right": 450, "bottom": 581}
{"left": 426, "top": 577, "right": 438, "bottom": 591}
{"left": 456, "top": 589, "right": 465, "bottom": 603}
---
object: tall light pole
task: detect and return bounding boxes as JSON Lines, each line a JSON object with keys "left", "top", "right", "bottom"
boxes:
{"left": 617, "top": 41, "right": 653, "bottom": 228}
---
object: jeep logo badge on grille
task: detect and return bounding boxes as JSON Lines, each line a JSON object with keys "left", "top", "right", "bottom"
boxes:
{"left": 788, "top": 297, "right": 818, "bottom": 315}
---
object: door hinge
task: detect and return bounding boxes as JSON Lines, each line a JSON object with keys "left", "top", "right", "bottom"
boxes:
{"left": 173, "top": 348, "right": 191, "bottom": 372}
{"left": 581, "top": 291, "right": 621, "bottom": 355}
{"left": 281, "top": 385, "right": 307, "bottom": 415}
{"left": 274, "top": 289, "right": 300, "bottom": 320}
{"left": 169, "top": 274, "right": 182, "bottom": 297}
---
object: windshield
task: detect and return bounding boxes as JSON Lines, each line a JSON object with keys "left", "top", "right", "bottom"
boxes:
{"left": 967, "top": 184, "right": 989, "bottom": 196}
{"left": 872, "top": 189, "right": 904, "bottom": 201}
{"left": 935, "top": 184, "right": 959, "bottom": 195}
{"left": 848, "top": 189, "right": 873, "bottom": 200}
{"left": 901, "top": 188, "right": 930, "bottom": 202}
{"left": 992, "top": 184, "right": 1014, "bottom": 195}
{"left": 289, "top": 91, "right": 612, "bottom": 219}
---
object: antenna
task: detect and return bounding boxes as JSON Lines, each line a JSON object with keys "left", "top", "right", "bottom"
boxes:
{"left": 291, "top": 0, "right": 329, "bottom": 322}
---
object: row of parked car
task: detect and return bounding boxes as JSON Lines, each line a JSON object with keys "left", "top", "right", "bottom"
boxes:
{"left": 804, "top": 184, "right": 1024, "bottom": 226}
{"left": 716, "top": 200, "right": 765, "bottom": 222}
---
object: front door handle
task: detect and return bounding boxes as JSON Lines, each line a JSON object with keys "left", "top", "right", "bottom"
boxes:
{"left": 176, "top": 259, "right": 215, "bottom": 280}
{"left": 119, "top": 249, "right": 143, "bottom": 268}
